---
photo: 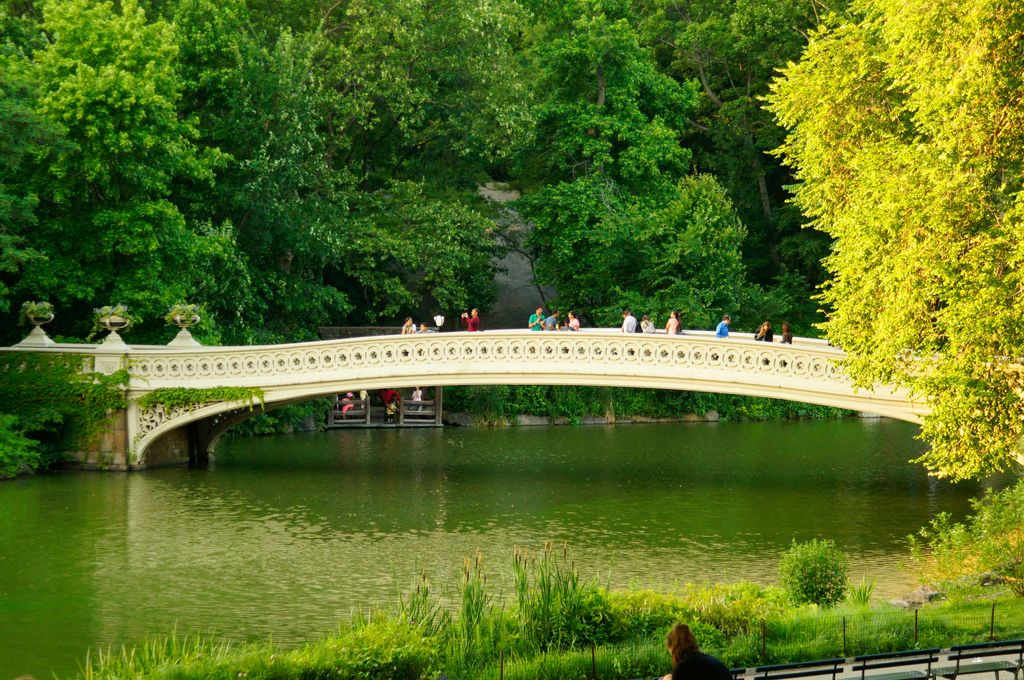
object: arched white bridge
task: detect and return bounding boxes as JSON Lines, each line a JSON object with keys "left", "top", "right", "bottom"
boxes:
{"left": 10, "top": 330, "right": 928, "bottom": 467}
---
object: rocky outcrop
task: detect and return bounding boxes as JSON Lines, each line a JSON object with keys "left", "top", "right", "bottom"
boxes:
{"left": 443, "top": 412, "right": 476, "bottom": 427}
{"left": 889, "top": 585, "right": 942, "bottom": 609}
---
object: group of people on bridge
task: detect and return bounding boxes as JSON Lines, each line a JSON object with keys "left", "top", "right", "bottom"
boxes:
{"left": 394, "top": 305, "right": 795, "bottom": 343}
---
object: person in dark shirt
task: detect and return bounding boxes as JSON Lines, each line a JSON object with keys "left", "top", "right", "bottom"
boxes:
{"left": 661, "top": 623, "right": 732, "bottom": 680}
{"left": 780, "top": 321, "right": 793, "bottom": 344}
{"left": 754, "top": 321, "right": 774, "bottom": 342}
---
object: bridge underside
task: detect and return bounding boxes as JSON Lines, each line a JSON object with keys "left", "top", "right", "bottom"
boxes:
{"left": 133, "top": 373, "right": 922, "bottom": 468}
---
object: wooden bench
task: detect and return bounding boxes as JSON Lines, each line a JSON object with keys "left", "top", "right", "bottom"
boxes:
{"left": 755, "top": 657, "right": 846, "bottom": 680}
{"left": 932, "top": 639, "right": 1024, "bottom": 680}
{"left": 849, "top": 648, "right": 941, "bottom": 680}
{"left": 632, "top": 667, "right": 747, "bottom": 680}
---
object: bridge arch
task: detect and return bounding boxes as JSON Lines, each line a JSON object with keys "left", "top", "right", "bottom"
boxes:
{"left": 117, "top": 331, "right": 927, "bottom": 466}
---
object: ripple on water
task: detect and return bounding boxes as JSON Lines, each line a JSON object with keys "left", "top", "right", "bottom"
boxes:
{"left": 0, "top": 420, "right": 1012, "bottom": 680}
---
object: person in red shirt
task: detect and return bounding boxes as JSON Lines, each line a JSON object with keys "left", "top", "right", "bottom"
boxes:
{"left": 377, "top": 388, "right": 400, "bottom": 405}
{"left": 467, "top": 308, "right": 481, "bottom": 332}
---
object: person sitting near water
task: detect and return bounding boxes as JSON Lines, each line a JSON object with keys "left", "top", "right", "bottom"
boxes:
{"left": 754, "top": 320, "right": 773, "bottom": 342}
{"left": 662, "top": 623, "right": 732, "bottom": 680}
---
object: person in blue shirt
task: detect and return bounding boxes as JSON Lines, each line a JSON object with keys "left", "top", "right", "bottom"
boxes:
{"left": 715, "top": 314, "right": 731, "bottom": 338}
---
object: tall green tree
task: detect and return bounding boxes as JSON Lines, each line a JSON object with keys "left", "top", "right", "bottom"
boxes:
{"left": 518, "top": 0, "right": 750, "bottom": 326}
{"left": 10, "top": 0, "right": 233, "bottom": 341}
{"left": 311, "top": 0, "right": 529, "bottom": 322}
{"left": 173, "top": 0, "right": 349, "bottom": 341}
{"left": 0, "top": 51, "right": 54, "bottom": 315}
{"left": 768, "top": 0, "right": 1024, "bottom": 479}
{"left": 170, "top": 0, "right": 523, "bottom": 335}
{"left": 641, "top": 0, "right": 845, "bottom": 320}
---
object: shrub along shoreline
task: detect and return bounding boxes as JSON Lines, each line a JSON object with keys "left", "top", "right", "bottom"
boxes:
{"left": 77, "top": 545, "right": 1024, "bottom": 680}
{"left": 441, "top": 385, "right": 852, "bottom": 427}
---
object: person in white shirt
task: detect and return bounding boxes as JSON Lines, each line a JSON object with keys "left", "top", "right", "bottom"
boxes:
{"left": 621, "top": 309, "right": 638, "bottom": 333}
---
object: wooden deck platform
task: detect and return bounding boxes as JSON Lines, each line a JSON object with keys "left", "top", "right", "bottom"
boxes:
{"left": 326, "top": 387, "right": 443, "bottom": 428}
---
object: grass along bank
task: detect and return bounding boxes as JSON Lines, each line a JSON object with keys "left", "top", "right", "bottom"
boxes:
{"left": 77, "top": 546, "right": 1024, "bottom": 680}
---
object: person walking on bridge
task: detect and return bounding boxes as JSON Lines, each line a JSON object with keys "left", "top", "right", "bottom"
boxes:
{"left": 621, "top": 309, "right": 638, "bottom": 333}
{"left": 715, "top": 314, "right": 731, "bottom": 338}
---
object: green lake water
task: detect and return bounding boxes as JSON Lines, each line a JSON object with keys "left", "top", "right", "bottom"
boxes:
{"left": 0, "top": 419, "right": 1007, "bottom": 678}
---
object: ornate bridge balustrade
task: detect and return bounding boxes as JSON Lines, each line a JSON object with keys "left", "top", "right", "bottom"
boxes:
{"left": 7, "top": 331, "right": 928, "bottom": 468}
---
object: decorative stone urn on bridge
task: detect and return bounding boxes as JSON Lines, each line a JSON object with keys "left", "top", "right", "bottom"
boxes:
{"left": 16, "top": 301, "right": 55, "bottom": 347}
{"left": 166, "top": 303, "right": 202, "bottom": 347}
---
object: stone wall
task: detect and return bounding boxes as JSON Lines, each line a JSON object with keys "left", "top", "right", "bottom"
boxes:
{"left": 64, "top": 409, "right": 128, "bottom": 471}
{"left": 143, "top": 427, "right": 191, "bottom": 468}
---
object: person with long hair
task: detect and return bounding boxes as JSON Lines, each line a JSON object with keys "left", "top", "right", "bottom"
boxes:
{"left": 665, "top": 311, "right": 680, "bottom": 335}
{"left": 754, "top": 320, "right": 773, "bottom": 342}
{"left": 662, "top": 623, "right": 732, "bottom": 680}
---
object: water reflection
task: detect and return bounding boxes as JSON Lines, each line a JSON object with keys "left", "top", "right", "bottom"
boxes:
{"left": 0, "top": 419, "right": 1009, "bottom": 679}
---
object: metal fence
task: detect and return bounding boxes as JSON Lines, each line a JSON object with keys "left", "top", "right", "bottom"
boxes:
{"left": 762, "top": 599, "right": 1024, "bottom": 662}
{"left": 482, "top": 600, "right": 1024, "bottom": 680}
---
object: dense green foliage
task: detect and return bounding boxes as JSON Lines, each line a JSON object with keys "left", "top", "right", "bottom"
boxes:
{"left": 0, "top": 412, "right": 39, "bottom": 478}
{"left": 778, "top": 539, "right": 850, "bottom": 607}
{"left": 0, "top": 0, "right": 519, "bottom": 344}
{"left": 0, "top": 351, "right": 127, "bottom": 478}
{"left": 4, "top": 0, "right": 1023, "bottom": 479}
{"left": 0, "top": 0, "right": 834, "bottom": 346}
{"left": 640, "top": 0, "right": 844, "bottom": 294}
{"left": 136, "top": 386, "right": 264, "bottom": 411}
{"left": 445, "top": 384, "right": 850, "bottom": 425}
{"left": 75, "top": 546, "right": 1024, "bottom": 679}
{"left": 910, "top": 480, "right": 1024, "bottom": 597}
{"left": 767, "top": 0, "right": 1024, "bottom": 479}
